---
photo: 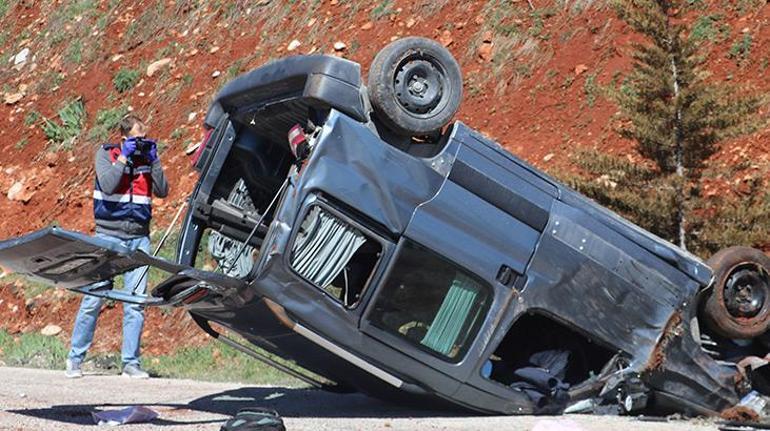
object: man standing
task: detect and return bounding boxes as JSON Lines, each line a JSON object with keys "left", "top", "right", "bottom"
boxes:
{"left": 65, "top": 114, "right": 169, "bottom": 379}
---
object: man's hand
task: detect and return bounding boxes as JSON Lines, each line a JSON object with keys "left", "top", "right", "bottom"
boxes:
{"left": 121, "top": 138, "right": 137, "bottom": 158}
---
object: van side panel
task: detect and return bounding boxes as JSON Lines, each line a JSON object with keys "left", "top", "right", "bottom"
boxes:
{"left": 299, "top": 113, "right": 448, "bottom": 235}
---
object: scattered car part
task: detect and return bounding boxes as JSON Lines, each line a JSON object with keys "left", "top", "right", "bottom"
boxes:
{"left": 220, "top": 408, "right": 286, "bottom": 431}
{"left": 92, "top": 406, "right": 158, "bottom": 426}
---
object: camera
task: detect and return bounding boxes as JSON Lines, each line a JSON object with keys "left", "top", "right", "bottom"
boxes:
{"left": 133, "top": 137, "right": 153, "bottom": 155}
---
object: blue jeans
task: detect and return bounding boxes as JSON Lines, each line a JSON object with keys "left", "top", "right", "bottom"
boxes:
{"left": 68, "top": 234, "right": 151, "bottom": 367}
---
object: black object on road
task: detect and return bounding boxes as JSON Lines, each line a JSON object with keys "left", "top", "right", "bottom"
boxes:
{"left": 220, "top": 408, "right": 286, "bottom": 431}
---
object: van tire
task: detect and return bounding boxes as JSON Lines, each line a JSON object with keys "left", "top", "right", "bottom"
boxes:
{"left": 702, "top": 247, "right": 770, "bottom": 339}
{"left": 368, "top": 37, "right": 462, "bottom": 137}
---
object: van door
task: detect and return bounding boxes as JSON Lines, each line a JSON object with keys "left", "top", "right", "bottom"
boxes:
{"left": 0, "top": 227, "right": 246, "bottom": 305}
{"left": 361, "top": 126, "right": 552, "bottom": 385}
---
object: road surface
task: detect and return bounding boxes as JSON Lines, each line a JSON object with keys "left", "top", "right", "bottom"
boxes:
{"left": 0, "top": 367, "right": 721, "bottom": 430}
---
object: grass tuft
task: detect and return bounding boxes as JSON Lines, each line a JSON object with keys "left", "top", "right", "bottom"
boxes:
{"left": 113, "top": 68, "right": 141, "bottom": 93}
{"left": 371, "top": 0, "right": 395, "bottom": 20}
{"left": 728, "top": 32, "right": 752, "bottom": 61}
{"left": 690, "top": 14, "right": 729, "bottom": 44}
{"left": 0, "top": 0, "right": 9, "bottom": 18}
{"left": 42, "top": 98, "right": 86, "bottom": 150}
{"left": 24, "top": 110, "right": 40, "bottom": 126}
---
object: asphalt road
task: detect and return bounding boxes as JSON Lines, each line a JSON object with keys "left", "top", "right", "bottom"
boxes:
{"left": 0, "top": 367, "right": 721, "bottom": 431}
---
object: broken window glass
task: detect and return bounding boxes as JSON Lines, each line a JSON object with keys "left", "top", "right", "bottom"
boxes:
{"left": 290, "top": 206, "right": 382, "bottom": 307}
{"left": 369, "top": 241, "right": 490, "bottom": 360}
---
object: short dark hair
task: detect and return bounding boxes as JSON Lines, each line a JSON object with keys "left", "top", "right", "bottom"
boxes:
{"left": 119, "top": 114, "right": 145, "bottom": 136}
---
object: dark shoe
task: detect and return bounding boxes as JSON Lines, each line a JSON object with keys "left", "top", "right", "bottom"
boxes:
{"left": 65, "top": 359, "right": 83, "bottom": 379}
{"left": 121, "top": 363, "right": 149, "bottom": 379}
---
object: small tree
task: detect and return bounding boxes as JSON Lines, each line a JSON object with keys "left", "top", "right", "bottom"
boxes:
{"left": 610, "top": 0, "right": 763, "bottom": 250}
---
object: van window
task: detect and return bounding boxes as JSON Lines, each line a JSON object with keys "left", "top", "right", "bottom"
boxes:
{"left": 369, "top": 241, "right": 490, "bottom": 360}
{"left": 289, "top": 206, "right": 382, "bottom": 307}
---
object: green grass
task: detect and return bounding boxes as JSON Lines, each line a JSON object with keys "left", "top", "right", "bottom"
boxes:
{"left": 24, "top": 110, "right": 40, "bottom": 126}
{"left": 227, "top": 59, "right": 244, "bottom": 80}
{"left": 88, "top": 105, "right": 128, "bottom": 142}
{"left": 690, "top": 14, "right": 729, "bottom": 44}
{"left": 0, "top": 330, "right": 68, "bottom": 369}
{"left": 371, "top": 0, "right": 395, "bottom": 19}
{"left": 528, "top": 7, "right": 557, "bottom": 39}
{"left": 145, "top": 228, "right": 180, "bottom": 288}
{"left": 465, "top": 0, "right": 554, "bottom": 92}
{"left": 95, "top": 12, "right": 110, "bottom": 31}
{"left": 14, "top": 138, "right": 28, "bottom": 149}
{"left": 42, "top": 98, "right": 86, "bottom": 150}
{"left": 734, "top": 0, "right": 765, "bottom": 14}
{"left": 5, "top": 274, "right": 53, "bottom": 300}
{"left": 146, "top": 341, "right": 306, "bottom": 385}
{"left": 35, "top": 71, "right": 66, "bottom": 93}
{"left": 728, "top": 32, "right": 752, "bottom": 61}
{"left": 0, "top": 328, "right": 308, "bottom": 386}
{"left": 65, "top": 39, "right": 83, "bottom": 64}
{"left": 113, "top": 68, "right": 141, "bottom": 93}
{"left": 65, "top": 0, "right": 98, "bottom": 18}
{"left": 123, "top": 2, "right": 165, "bottom": 49}
{"left": 583, "top": 72, "right": 598, "bottom": 107}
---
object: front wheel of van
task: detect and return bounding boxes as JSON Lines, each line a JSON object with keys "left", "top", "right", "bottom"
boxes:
{"left": 368, "top": 37, "right": 462, "bottom": 137}
{"left": 702, "top": 246, "right": 770, "bottom": 339}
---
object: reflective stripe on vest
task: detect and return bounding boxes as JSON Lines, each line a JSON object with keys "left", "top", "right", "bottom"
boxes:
{"left": 93, "top": 190, "right": 152, "bottom": 205}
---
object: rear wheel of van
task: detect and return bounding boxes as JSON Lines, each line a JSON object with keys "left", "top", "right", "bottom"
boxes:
{"left": 368, "top": 37, "right": 463, "bottom": 137}
{"left": 702, "top": 246, "right": 770, "bottom": 339}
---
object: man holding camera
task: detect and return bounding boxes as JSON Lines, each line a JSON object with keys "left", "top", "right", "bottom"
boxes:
{"left": 65, "top": 114, "right": 169, "bottom": 379}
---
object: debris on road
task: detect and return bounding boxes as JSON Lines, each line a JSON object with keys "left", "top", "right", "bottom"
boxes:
{"left": 92, "top": 406, "right": 158, "bottom": 426}
{"left": 220, "top": 408, "right": 286, "bottom": 431}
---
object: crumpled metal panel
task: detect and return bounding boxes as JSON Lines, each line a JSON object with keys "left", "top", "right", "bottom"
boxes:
{"left": 522, "top": 201, "right": 699, "bottom": 357}
{"left": 295, "top": 111, "right": 452, "bottom": 235}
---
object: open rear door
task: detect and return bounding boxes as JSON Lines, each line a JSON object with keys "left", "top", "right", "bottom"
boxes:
{"left": 0, "top": 227, "right": 246, "bottom": 305}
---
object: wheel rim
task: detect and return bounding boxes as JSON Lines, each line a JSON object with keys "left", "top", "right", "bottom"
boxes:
{"left": 723, "top": 263, "right": 770, "bottom": 319}
{"left": 393, "top": 55, "right": 447, "bottom": 117}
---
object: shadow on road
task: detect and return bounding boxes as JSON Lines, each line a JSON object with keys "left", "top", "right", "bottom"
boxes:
{"left": 8, "top": 386, "right": 461, "bottom": 426}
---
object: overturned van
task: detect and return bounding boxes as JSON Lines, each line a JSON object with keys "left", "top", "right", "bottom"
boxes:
{"left": 2, "top": 38, "right": 770, "bottom": 416}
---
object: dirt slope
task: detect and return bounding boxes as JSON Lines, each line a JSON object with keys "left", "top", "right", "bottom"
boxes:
{"left": 0, "top": 0, "right": 767, "bottom": 354}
